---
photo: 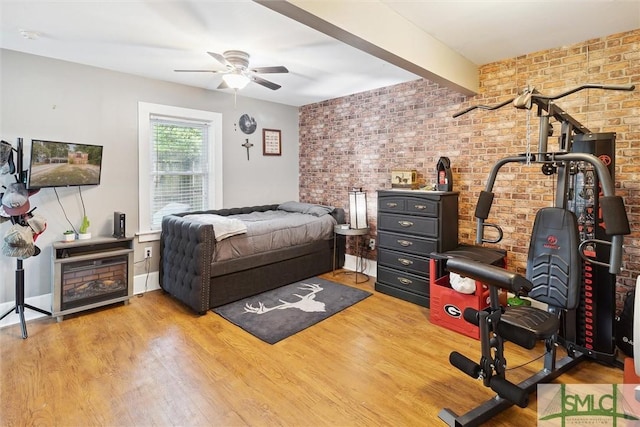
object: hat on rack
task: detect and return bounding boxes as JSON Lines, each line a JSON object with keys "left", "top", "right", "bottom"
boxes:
{"left": 0, "top": 140, "right": 15, "bottom": 175}
{"left": 1, "top": 182, "right": 30, "bottom": 216}
{"left": 26, "top": 213, "right": 47, "bottom": 241}
{"left": 0, "top": 205, "right": 10, "bottom": 220}
{"left": 2, "top": 223, "right": 36, "bottom": 259}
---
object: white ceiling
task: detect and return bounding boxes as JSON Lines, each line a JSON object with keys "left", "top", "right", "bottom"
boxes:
{"left": 1, "top": 0, "right": 638, "bottom": 107}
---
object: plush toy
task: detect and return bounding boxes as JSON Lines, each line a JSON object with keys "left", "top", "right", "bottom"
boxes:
{"left": 449, "top": 271, "right": 477, "bottom": 294}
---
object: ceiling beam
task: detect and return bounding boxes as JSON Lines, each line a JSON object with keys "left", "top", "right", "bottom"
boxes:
{"left": 255, "top": 0, "right": 478, "bottom": 95}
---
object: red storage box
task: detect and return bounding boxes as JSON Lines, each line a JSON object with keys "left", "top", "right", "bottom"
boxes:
{"left": 429, "top": 246, "right": 506, "bottom": 340}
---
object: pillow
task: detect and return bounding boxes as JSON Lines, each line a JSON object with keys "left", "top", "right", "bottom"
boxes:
{"left": 277, "top": 201, "right": 334, "bottom": 217}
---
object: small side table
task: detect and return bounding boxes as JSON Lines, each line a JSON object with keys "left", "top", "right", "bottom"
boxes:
{"left": 333, "top": 225, "right": 370, "bottom": 284}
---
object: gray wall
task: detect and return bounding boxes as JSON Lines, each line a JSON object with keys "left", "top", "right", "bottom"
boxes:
{"left": 0, "top": 49, "right": 300, "bottom": 302}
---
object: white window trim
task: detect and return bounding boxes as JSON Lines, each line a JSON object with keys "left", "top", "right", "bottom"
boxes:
{"left": 138, "top": 102, "right": 223, "bottom": 241}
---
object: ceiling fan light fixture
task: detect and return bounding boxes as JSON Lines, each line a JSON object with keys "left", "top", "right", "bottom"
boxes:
{"left": 222, "top": 73, "right": 250, "bottom": 90}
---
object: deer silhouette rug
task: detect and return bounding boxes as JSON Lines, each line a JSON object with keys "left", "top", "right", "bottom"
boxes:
{"left": 212, "top": 277, "right": 372, "bottom": 344}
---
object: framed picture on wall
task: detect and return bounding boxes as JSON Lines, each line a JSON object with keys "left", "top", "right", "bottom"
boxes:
{"left": 263, "top": 129, "right": 281, "bottom": 156}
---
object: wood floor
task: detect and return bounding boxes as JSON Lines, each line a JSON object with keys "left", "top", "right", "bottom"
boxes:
{"left": 0, "top": 271, "right": 623, "bottom": 426}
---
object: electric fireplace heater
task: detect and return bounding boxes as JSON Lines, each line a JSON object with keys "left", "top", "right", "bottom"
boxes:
{"left": 52, "top": 237, "right": 134, "bottom": 321}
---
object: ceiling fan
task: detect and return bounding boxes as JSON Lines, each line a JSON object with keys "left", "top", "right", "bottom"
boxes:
{"left": 175, "top": 50, "right": 289, "bottom": 90}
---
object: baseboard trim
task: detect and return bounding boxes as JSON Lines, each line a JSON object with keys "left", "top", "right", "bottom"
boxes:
{"left": 0, "top": 294, "right": 51, "bottom": 329}
{"left": 134, "top": 271, "right": 160, "bottom": 295}
{"left": 343, "top": 254, "right": 377, "bottom": 278}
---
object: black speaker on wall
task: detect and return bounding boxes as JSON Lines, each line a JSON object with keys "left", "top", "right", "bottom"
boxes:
{"left": 113, "top": 211, "right": 126, "bottom": 239}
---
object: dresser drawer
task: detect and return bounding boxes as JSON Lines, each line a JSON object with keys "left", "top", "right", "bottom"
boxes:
{"left": 378, "top": 213, "right": 438, "bottom": 237}
{"left": 405, "top": 197, "right": 439, "bottom": 216}
{"left": 378, "top": 248, "right": 430, "bottom": 277}
{"left": 378, "top": 196, "right": 407, "bottom": 212}
{"left": 377, "top": 266, "right": 429, "bottom": 297}
{"left": 379, "top": 194, "right": 440, "bottom": 217}
{"left": 377, "top": 231, "right": 437, "bottom": 257}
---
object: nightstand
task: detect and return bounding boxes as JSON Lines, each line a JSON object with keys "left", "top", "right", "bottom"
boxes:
{"left": 333, "top": 225, "right": 369, "bottom": 284}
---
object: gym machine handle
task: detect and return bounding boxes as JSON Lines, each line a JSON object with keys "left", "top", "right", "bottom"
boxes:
{"left": 579, "top": 239, "right": 615, "bottom": 269}
{"left": 528, "top": 83, "right": 635, "bottom": 101}
{"left": 453, "top": 84, "right": 635, "bottom": 118}
{"left": 453, "top": 98, "right": 512, "bottom": 118}
{"left": 474, "top": 190, "right": 504, "bottom": 243}
{"left": 479, "top": 222, "right": 503, "bottom": 244}
{"left": 445, "top": 257, "right": 533, "bottom": 295}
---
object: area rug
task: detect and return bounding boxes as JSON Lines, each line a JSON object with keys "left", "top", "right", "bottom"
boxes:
{"left": 212, "top": 277, "right": 371, "bottom": 344}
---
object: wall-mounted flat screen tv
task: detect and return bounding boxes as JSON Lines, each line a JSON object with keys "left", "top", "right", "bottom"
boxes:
{"left": 27, "top": 139, "right": 104, "bottom": 189}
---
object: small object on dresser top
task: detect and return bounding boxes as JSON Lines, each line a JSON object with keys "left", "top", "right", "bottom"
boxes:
{"left": 391, "top": 169, "right": 418, "bottom": 189}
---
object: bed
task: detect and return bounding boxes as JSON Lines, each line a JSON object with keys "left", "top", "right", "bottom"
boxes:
{"left": 160, "top": 202, "right": 346, "bottom": 314}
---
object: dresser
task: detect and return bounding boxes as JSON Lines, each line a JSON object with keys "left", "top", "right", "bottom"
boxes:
{"left": 375, "top": 190, "right": 459, "bottom": 307}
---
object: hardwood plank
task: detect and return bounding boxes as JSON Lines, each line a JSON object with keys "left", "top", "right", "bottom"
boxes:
{"left": 0, "top": 272, "right": 623, "bottom": 426}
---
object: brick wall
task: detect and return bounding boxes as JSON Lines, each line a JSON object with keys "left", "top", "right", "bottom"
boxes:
{"left": 299, "top": 29, "right": 639, "bottom": 308}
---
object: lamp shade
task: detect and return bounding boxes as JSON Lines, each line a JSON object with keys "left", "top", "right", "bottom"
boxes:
{"left": 222, "top": 73, "right": 250, "bottom": 90}
{"left": 348, "top": 189, "right": 368, "bottom": 229}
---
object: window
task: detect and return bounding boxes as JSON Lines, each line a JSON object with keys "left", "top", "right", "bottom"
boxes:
{"left": 138, "top": 102, "right": 222, "bottom": 241}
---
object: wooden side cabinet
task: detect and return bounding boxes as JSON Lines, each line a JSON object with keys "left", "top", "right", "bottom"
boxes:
{"left": 375, "top": 190, "right": 459, "bottom": 308}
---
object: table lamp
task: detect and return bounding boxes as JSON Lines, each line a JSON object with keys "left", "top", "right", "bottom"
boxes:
{"left": 348, "top": 188, "right": 367, "bottom": 229}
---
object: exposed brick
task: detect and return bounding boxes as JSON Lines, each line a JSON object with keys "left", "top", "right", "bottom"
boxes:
{"left": 299, "top": 29, "right": 640, "bottom": 312}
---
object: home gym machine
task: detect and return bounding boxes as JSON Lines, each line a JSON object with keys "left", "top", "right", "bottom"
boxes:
{"left": 438, "top": 83, "right": 635, "bottom": 426}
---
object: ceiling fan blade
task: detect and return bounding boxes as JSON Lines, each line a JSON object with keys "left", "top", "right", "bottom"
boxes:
{"left": 208, "top": 51, "right": 232, "bottom": 69}
{"left": 249, "top": 66, "right": 289, "bottom": 74}
{"left": 217, "top": 80, "right": 230, "bottom": 90}
{"left": 174, "top": 69, "right": 221, "bottom": 73}
{"left": 250, "top": 75, "right": 281, "bottom": 90}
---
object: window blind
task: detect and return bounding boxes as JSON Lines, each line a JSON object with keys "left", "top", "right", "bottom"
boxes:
{"left": 149, "top": 117, "right": 210, "bottom": 229}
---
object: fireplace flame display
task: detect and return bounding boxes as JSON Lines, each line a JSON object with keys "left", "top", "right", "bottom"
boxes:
{"left": 64, "top": 278, "right": 126, "bottom": 302}
{"left": 61, "top": 255, "right": 128, "bottom": 310}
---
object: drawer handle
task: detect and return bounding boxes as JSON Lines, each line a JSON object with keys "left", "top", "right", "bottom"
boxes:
{"left": 398, "top": 220, "right": 414, "bottom": 227}
{"left": 397, "top": 240, "right": 413, "bottom": 247}
{"left": 398, "top": 277, "right": 413, "bottom": 285}
{"left": 386, "top": 202, "right": 398, "bottom": 208}
{"left": 398, "top": 258, "right": 413, "bottom": 266}
{"left": 414, "top": 204, "right": 427, "bottom": 210}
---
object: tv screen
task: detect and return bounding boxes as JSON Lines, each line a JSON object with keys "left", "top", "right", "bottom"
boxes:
{"left": 27, "top": 139, "right": 104, "bottom": 189}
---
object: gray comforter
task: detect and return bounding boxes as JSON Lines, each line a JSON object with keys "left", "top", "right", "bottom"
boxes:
{"left": 184, "top": 210, "right": 337, "bottom": 262}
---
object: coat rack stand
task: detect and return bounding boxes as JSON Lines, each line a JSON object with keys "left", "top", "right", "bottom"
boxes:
{"left": 0, "top": 259, "right": 51, "bottom": 338}
{"left": 0, "top": 138, "right": 50, "bottom": 339}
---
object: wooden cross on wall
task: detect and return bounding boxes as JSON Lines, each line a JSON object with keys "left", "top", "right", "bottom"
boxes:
{"left": 242, "top": 139, "right": 253, "bottom": 161}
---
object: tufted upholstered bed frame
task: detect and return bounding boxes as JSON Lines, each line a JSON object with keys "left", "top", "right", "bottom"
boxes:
{"left": 160, "top": 204, "right": 346, "bottom": 314}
